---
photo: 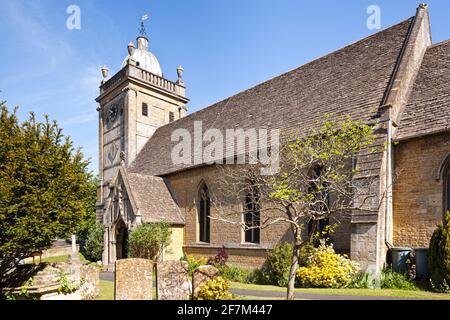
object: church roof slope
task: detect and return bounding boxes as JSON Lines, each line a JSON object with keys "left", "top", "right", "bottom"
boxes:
{"left": 129, "top": 18, "right": 414, "bottom": 177}
{"left": 396, "top": 40, "right": 450, "bottom": 141}
{"left": 127, "top": 172, "right": 184, "bottom": 224}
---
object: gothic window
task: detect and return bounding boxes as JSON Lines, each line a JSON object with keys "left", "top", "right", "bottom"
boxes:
{"left": 142, "top": 103, "right": 148, "bottom": 117}
{"left": 198, "top": 184, "right": 211, "bottom": 243}
{"left": 244, "top": 189, "right": 260, "bottom": 244}
{"left": 307, "top": 166, "right": 330, "bottom": 238}
{"left": 169, "top": 111, "right": 175, "bottom": 123}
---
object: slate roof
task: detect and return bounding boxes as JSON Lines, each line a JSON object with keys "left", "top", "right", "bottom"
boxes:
{"left": 396, "top": 40, "right": 450, "bottom": 140}
{"left": 129, "top": 18, "right": 414, "bottom": 177}
{"left": 126, "top": 172, "right": 184, "bottom": 224}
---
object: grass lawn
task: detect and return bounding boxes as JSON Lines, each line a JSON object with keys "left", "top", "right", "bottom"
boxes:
{"left": 94, "top": 279, "right": 450, "bottom": 301}
{"left": 97, "top": 280, "right": 114, "bottom": 300}
{"left": 230, "top": 282, "right": 450, "bottom": 300}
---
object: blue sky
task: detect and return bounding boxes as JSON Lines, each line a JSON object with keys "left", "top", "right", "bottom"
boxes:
{"left": 1, "top": 0, "right": 450, "bottom": 174}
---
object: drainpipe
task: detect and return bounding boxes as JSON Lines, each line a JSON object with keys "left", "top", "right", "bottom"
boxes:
{"left": 385, "top": 108, "right": 394, "bottom": 250}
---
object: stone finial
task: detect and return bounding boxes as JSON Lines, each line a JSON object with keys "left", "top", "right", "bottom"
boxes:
{"left": 101, "top": 65, "right": 109, "bottom": 83}
{"left": 128, "top": 41, "right": 135, "bottom": 56}
{"left": 176, "top": 65, "right": 185, "bottom": 86}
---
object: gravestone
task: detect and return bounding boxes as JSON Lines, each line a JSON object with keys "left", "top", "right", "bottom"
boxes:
{"left": 115, "top": 258, "right": 153, "bottom": 300}
{"left": 156, "top": 260, "right": 190, "bottom": 300}
{"left": 80, "top": 265, "right": 100, "bottom": 300}
{"left": 192, "top": 265, "right": 220, "bottom": 298}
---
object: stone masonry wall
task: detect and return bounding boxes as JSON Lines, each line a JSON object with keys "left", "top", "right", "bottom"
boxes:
{"left": 393, "top": 133, "right": 450, "bottom": 247}
{"left": 167, "top": 165, "right": 352, "bottom": 269}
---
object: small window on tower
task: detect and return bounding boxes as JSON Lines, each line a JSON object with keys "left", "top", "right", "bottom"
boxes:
{"left": 142, "top": 103, "right": 148, "bottom": 117}
{"left": 169, "top": 111, "right": 175, "bottom": 123}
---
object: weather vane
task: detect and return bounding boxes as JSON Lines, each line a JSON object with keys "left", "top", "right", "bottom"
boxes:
{"left": 139, "top": 14, "right": 149, "bottom": 36}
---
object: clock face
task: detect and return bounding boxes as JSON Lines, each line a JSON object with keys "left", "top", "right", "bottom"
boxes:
{"left": 109, "top": 104, "right": 118, "bottom": 122}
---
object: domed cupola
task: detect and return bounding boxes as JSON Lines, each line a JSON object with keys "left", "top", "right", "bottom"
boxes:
{"left": 121, "top": 16, "right": 162, "bottom": 77}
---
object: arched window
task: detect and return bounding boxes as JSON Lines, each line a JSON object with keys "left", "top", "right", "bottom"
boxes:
{"left": 198, "top": 184, "right": 210, "bottom": 243}
{"left": 244, "top": 189, "right": 260, "bottom": 244}
{"left": 307, "top": 166, "right": 330, "bottom": 237}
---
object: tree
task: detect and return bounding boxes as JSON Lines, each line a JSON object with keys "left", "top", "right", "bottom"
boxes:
{"left": 0, "top": 104, "right": 93, "bottom": 287}
{"left": 128, "top": 222, "right": 172, "bottom": 261}
{"left": 83, "top": 223, "right": 104, "bottom": 262}
{"left": 428, "top": 211, "right": 450, "bottom": 290}
{"left": 213, "top": 115, "right": 381, "bottom": 299}
{"left": 76, "top": 175, "right": 99, "bottom": 240}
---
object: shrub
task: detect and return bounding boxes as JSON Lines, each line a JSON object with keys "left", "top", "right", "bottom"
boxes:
{"left": 218, "top": 265, "right": 253, "bottom": 283}
{"left": 428, "top": 211, "right": 450, "bottom": 291}
{"left": 83, "top": 223, "right": 104, "bottom": 262}
{"left": 128, "top": 222, "right": 171, "bottom": 261}
{"left": 380, "top": 268, "right": 417, "bottom": 290}
{"left": 195, "top": 276, "right": 232, "bottom": 300}
{"left": 208, "top": 246, "right": 229, "bottom": 267}
{"left": 299, "top": 242, "right": 315, "bottom": 267}
{"left": 262, "top": 242, "right": 293, "bottom": 287}
{"left": 181, "top": 255, "right": 208, "bottom": 276}
{"left": 297, "top": 242, "right": 359, "bottom": 288}
{"left": 346, "top": 272, "right": 372, "bottom": 289}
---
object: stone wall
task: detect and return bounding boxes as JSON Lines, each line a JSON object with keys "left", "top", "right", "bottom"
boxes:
{"left": 393, "top": 133, "right": 450, "bottom": 247}
{"left": 165, "top": 225, "right": 184, "bottom": 261}
{"left": 167, "top": 166, "right": 352, "bottom": 269}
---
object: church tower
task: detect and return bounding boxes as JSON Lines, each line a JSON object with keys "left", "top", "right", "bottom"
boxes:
{"left": 95, "top": 17, "right": 189, "bottom": 220}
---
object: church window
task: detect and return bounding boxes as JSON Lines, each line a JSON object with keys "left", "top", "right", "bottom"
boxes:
{"left": 244, "top": 189, "right": 260, "bottom": 244}
{"left": 307, "top": 166, "right": 330, "bottom": 240}
{"left": 142, "top": 103, "right": 148, "bottom": 116}
{"left": 169, "top": 111, "right": 175, "bottom": 123}
{"left": 198, "top": 184, "right": 211, "bottom": 243}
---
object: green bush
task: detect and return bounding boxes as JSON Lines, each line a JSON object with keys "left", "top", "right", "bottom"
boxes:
{"left": 83, "top": 223, "right": 104, "bottom": 262}
{"left": 346, "top": 272, "right": 372, "bottom": 289}
{"left": 428, "top": 211, "right": 450, "bottom": 291}
{"left": 380, "top": 268, "right": 417, "bottom": 290}
{"left": 297, "top": 242, "right": 360, "bottom": 288}
{"left": 262, "top": 242, "right": 293, "bottom": 287}
{"left": 128, "top": 222, "right": 171, "bottom": 261}
{"left": 195, "top": 276, "right": 232, "bottom": 300}
{"left": 217, "top": 265, "right": 253, "bottom": 283}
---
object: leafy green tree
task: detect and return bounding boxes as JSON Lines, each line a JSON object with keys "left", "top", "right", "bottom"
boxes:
{"left": 216, "top": 115, "right": 379, "bottom": 299}
{"left": 83, "top": 223, "right": 104, "bottom": 262}
{"left": 429, "top": 211, "right": 450, "bottom": 291}
{"left": 76, "top": 176, "right": 99, "bottom": 240}
{"left": 0, "top": 104, "right": 93, "bottom": 287}
{"left": 128, "top": 222, "right": 172, "bottom": 261}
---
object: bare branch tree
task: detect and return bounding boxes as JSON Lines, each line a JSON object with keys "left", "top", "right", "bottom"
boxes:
{"left": 209, "top": 115, "right": 390, "bottom": 299}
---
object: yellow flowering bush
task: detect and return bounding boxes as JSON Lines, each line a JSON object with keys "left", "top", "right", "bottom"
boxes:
{"left": 195, "top": 276, "right": 233, "bottom": 300}
{"left": 297, "top": 242, "right": 359, "bottom": 288}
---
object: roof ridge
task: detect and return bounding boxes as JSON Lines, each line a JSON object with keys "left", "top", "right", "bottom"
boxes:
{"left": 429, "top": 38, "right": 450, "bottom": 49}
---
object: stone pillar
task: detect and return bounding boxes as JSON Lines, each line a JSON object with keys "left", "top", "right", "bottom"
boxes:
{"left": 115, "top": 258, "right": 153, "bottom": 300}
{"left": 71, "top": 234, "right": 77, "bottom": 253}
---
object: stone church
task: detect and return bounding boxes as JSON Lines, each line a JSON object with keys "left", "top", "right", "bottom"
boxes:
{"left": 96, "top": 4, "right": 450, "bottom": 273}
